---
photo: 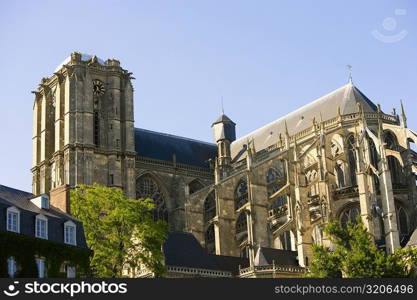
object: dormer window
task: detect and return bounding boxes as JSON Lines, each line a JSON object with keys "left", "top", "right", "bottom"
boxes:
{"left": 64, "top": 220, "right": 76, "bottom": 246}
{"left": 30, "top": 194, "right": 49, "bottom": 209}
{"left": 6, "top": 207, "right": 20, "bottom": 233}
{"left": 35, "top": 214, "right": 48, "bottom": 239}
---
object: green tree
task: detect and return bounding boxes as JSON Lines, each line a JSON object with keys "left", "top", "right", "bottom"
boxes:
{"left": 306, "top": 218, "right": 417, "bottom": 278}
{"left": 71, "top": 184, "right": 167, "bottom": 277}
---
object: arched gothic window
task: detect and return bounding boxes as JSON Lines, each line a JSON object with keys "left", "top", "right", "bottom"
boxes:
{"left": 279, "top": 231, "right": 292, "bottom": 250}
{"left": 384, "top": 131, "right": 398, "bottom": 150}
{"left": 205, "top": 224, "right": 215, "bottom": 254}
{"left": 204, "top": 191, "right": 216, "bottom": 223}
{"left": 269, "top": 195, "right": 287, "bottom": 217}
{"left": 347, "top": 135, "right": 357, "bottom": 186}
{"left": 368, "top": 138, "right": 379, "bottom": 168}
{"left": 240, "top": 246, "right": 249, "bottom": 258}
{"left": 136, "top": 175, "right": 168, "bottom": 222}
{"left": 189, "top": 179, "right": 204, "bottom": 194}
{"left": 340, "top": 205, "right": 360, "bottom": 228}
{"left": 235, "top": 211, "right": 248, "bottom": 257}
{"left": 266, "top": 161, "right": 286, "bottom": 197}
{"left": 235, "top": 179, "right": 248, "bottom": 210}
{"left": 335, "top": 162, "right": 345, "bottom": 188}
{"left": 396, "top": 204, "right": 408, "bottom": 245}
{"left": 271, "top": 195, "right": 287, "bottom": 209}
{"left": 387, "top": 156, "right": 403, "bottom": 186}
{"left": 384, "top": 131, "right": 403, "bottom": 185}
{"left": 236, "top": 212, "right": 247, "bottom": 234}
{"left": 267, "top": 168, "right": 280, "bottom": 183}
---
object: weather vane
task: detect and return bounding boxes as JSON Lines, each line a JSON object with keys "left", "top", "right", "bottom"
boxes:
{"left": 221, "top": 96, "right": 224, "bottom": 114}
{"left": 347, "top": 64, "right": 353, "bottom": 83}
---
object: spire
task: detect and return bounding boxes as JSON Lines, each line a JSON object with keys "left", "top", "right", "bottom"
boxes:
{"left": 293, "top": 134, "right": 298, "bottom": 162}
{"left": 284, "top": 120, "right": 289, "bottom": 136}
{"left": 400, "top": 99, "right": 407, "bottom": 128}
{"left": 357, "top": 102, "right": 367, "bottom": 127}
{"left": 221, "top": 96, "right": 224, "bottom": 115}
{"left": 377, "top": 104, "right": 383, "bottom": 140}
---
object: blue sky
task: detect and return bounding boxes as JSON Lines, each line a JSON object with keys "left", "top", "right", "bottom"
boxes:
{"left": 0, "top": 0, "right": 416, "bottom": 192}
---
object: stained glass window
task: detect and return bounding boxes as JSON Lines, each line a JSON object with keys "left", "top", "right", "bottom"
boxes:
{"left": 267, "top": 160, "right": 286, "bottom": 197}
{"left": 340, "top": 206, "right": 360, "bottom": 228}
{"left": 204, "top": 191, "right": 216, "bottom": 222}
{"left": 136, "top": 175, "right": 168, "bottom": 222}
{"left": 347, "top": 135, "right": 357, "bottom": 186}
{"left": 189, "top": 180, "right": 204, "bottom": 194}
{"left": 235, "top": 179, "right": 248, "bottom": 210}
{"left": 236, "top": 212, "right": 247, "bottom": 234}
{"left": 396, "top": 205, "right": 408, "bottom": 236}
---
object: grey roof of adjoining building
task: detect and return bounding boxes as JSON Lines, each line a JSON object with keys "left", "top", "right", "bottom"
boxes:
{"left": 208, "top": 254, "right": 249, "bottom": 275}
{"left": 135, "top": 128, "right": 217, "bottom": 169}
{"left": 163, "top": 232, "right": 300, "bottom": 275}
{"left": 230, "top": 82, "right": 378, "bottom": 159}
{"left": 0, "top": 185, "right": 75, "bottom": 220}
{"left": 163, "top": 231, "right": 220, "bottom": 270}
{"left": 0, "top": 184, "right": 87, "bottom": 248}
{"left": 163, "top": 232, "right": 250, "bottom": 275}
{"left": 0, "top": 184, "right": 32, "bottom": 202}
{"left": 254, "top": 247, "right": 299, "bottom": 266}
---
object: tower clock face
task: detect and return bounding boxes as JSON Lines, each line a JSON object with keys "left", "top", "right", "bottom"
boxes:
{"left": 93, "top": 80, "right": 105, "bottom": 95}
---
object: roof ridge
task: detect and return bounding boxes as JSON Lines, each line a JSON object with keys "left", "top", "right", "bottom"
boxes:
{"left": 232, "top": 83, "right": 351, "bottom": 145}
{"left": 0, "top": 184, "right": 32, "bottom": 195}
{"left": 135, "top": 127, "right": 215, "bottom": 146}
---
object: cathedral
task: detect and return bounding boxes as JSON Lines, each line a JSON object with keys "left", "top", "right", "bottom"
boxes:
{"left": 31, "top": 52, "right": 417, "bottom": 277}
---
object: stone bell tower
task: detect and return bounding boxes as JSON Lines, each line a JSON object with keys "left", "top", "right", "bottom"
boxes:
{"left": 31, "top": 52, "right": 136, "bottom": 212}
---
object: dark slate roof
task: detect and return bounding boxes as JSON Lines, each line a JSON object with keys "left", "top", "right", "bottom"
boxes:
{"left": 0, "top": 184, "right": 87, "bottom": 248}
{"left": 231, "top": 82, "right": 378, "bottom": 159}
{"left": 135, "top": 128, "right": 217, "bottom": 169}
{"left": 0, "top": 185, "right": 32, "bottom": 202}
{"left": 163, "top": 232, "right": 249, "bottom": 275}
{"left": 254, "top": 247, "right": 299, "bottom": 266}
{"left": 0, "top": 185, "right": 73, "bottom": 220}
{"left": 208, "top": 254, "right": 249, "bottom": 275}
{"left": 212, "top": 114, "right": 236, "bottom": 126}
{"left": 163, "top": 231, "right": 219, "bottom": 270}
{"left": 163, "top": 232, "right": 299, "bottom": 275}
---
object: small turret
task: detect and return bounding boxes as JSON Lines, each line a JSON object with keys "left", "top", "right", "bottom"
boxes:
{"left": 211, "top": 114, "right": 236, "bottom": 171}
{"left": 212, "top": 114, "right": 236, "bottom": 142}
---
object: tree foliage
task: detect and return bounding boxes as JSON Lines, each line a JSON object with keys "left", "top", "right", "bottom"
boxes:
{"left": 71, "top": 184, "right": 167, "bottom": 277}
{"left": 306, "top": 218, "right": 417, "bottom": 278}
